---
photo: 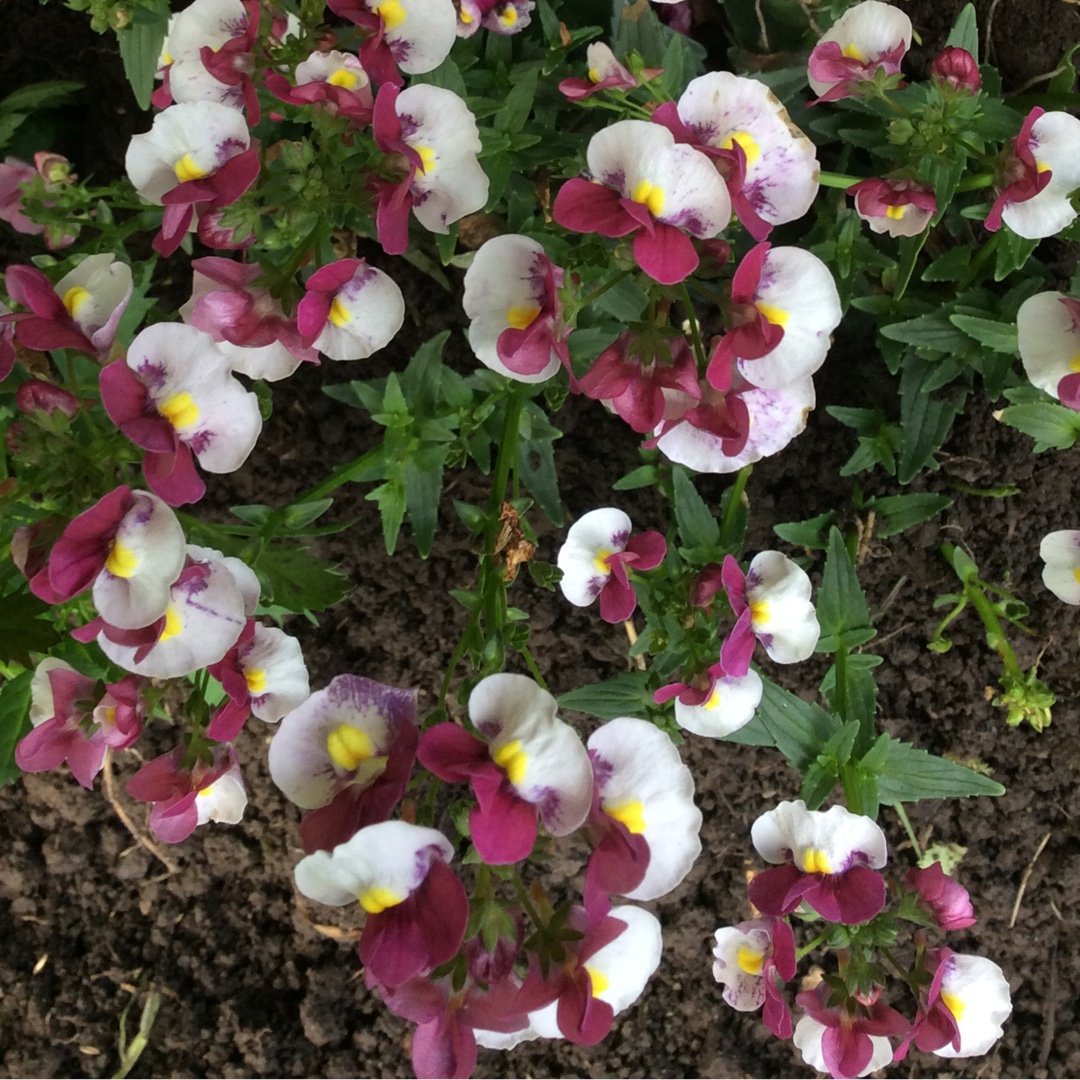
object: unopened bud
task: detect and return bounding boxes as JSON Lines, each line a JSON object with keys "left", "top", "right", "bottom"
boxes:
{"left": 930, "top": 46, "right": 982, "bottom": 94}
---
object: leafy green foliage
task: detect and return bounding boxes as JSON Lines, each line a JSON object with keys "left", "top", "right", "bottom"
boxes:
{"left": 0, "top": 672, "right": 32, "bottom": 787}
{"left": 0, "top": 591, "right": 61, "bottom": 667}
{"left": 873, "top": 736, "right": 1005, "bottom": 802}
{"left": 816, "top": 528, "right": 875, "bottom": 653}
{"left": 672, "top": 467, "right": 719, "bottom": 560}
{"left": 557, "top": 671, "right": 652, "bottom": 719}
{"left": 115, "top": 0, "right": 170, "bottom": 110}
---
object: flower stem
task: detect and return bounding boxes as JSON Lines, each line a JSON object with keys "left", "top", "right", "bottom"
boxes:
{"left": 894, "top": 802, "right": 923, "bottom": 859}
{"left": 817, "top": 171, "right": 862, "bottom": 190}
{"left": 680, "top": 282, "right": 708, "bottom": 370}
{"left": 795, "top": 929, "right": 830, "bottom": 962}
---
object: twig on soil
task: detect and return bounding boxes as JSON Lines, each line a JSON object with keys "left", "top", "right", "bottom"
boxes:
{"left": 101, "top": 750, "right": 178, "bottom": 876}
{"left": 870, "top": 575, "right": 907, "bottom": 624}
{"left": 985, "top": 0, "right": 1004, "bottom": 64}
{"left": 754, "top": 0, "right": 770, "bottom": 52}
{"left": 623, "top": 619, "right": 646, "bottom": 670}
{"left": 293, "top": 887, "right": 363, "bottom": 942}
{"left": 1009, "top": 831, "right": 1051, "bottom": 928}
{"left": 1038, "top": 931, "right": 1059, "bottom": 1071}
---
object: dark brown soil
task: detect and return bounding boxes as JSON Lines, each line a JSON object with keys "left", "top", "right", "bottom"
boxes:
{"left": 2, "top": 2, "right": 1080, "bottom": 1078}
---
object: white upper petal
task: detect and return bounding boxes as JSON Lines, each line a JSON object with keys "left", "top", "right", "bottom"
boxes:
{"left": 746, "top": 550, "right": 820, "bottom": 663}
{"left": 1004, "top": 111, "right": 1080, "bottom": 239}
{"left": 751, "top": 800, "right": 887, "bottom": 871}
{"left": 933, "top": 953, "right": 1012, "bottom": 1058}
{"left": 29, "top": 658, "right": 76, "bottom": 726}
{"left": 371, "top": 0, "right": 457, "bottom": 74}
{"left": 241, "top": 625, "right": 310, "bottom": 722}
{"left": 556, "top": 507, "right": 631, "bottom": 607}
{"left": 1040, "top": 529, "right": 1080, "bottom": 603}
{"left": 166, "top": 0, "right": 246, "bottom": 61}
{"left": 195, "top": 761, "right": 247, "bottom": 825}
{"left": 55, "top": 254, "right": 134, "bottom": 349}
{"left": 1017, "top": 291, "right": 1078, "bottom": 398}
{"left": 294, "top": 820, "right": 453, "bottom": 906}
{"left": 311, "top": 264, "right": 405, "bottom": 361}
{"left": 675, "top": 668, "right": 763, "bottom": 738}
{"left": 807, "top": 0, "right": 913, "bottom": 96}
{"left": 586, "top": 905, "right": 663, "bottom": 1014}
{"left": 588, "top": 717, "right": 702, "bottom": 901}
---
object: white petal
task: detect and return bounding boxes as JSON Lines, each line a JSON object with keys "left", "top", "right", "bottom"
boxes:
{"left": 712, "top": 925, "right": 769, "bottom": 1010}
{"left": 556, "top": 508, "right": 631, "bottom": 607}
{"left": 219, "top": 340, "right": 305, "bottom": 382}
{"left": 243, "top": 626, "right": 310, "bottom": 723}
{"left": 1017, "top": 291, "right": 1078, "bottom": 398}
{"left": 29, "top": 658, "right": 76, "bottom": 726}
{"left": 373, "top": 0, "right": 457, "bottom": 74}
{"left": 186, "top": 545, "right": 259, "bottom": 614}
{"left": 1042, "top": 563, "right": 1080, "bottom": 604}
{"left": 675, "top": 668, "right": 763, "bottom": 738}
{"left": 746, "top": 550, "right": 820, "bottom": 663}
{"left": 807, "top": 0, "right": 913, "bottom": 97}
{"left": 934, "top": 954, "right": 1012, "bottom": 1058}
{"left": 166, "top": 0, "right": 246, "bottom": 62}
{"left": 195, "top": 763, "right": 247, "bottom": 825}
{"left": 55, "top": 254, "right": 133, "bottom": 349}
{"left": 647, "top": 143, "right": 731, "bottom": 237}
{"left": 587, "top": 120, "right": 673, "bottom": 193}
{"left": 1004, "top": 112, "right": 1080, "bottom": 239}
{"left": 794, "top": 1015, "right": 895, "bottom": 1076}
{"left": 586, "top": 905, "right": 663, "bottom": 1014}
{"left": 312, "top": 264, "right": 405, "bottom": 361}
{"left": 588, "top": 717, "right": 702, "bottom": 901}
{"left": 751, "top": 800, "right": 887, "bottom": 871}
{"left": 1040, "top": 528, "right": 1080, "bottom": 566}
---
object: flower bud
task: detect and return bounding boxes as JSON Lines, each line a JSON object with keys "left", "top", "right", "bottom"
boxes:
{"left": 930, "top": 46, "right": 982, "bottom": 94}
{"left": 16, "top": 379, "right": 80, "bottom": 418}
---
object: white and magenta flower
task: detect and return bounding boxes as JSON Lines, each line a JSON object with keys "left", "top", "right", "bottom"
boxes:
{"left": 264, "top": 49, "right": 374, "bottom": 123}
{"left": 653, "top": 72, "right": 819, "bottom": 240}
{"left": 46, "top": 485, "right": 187, "bottom": 629}
{"left": 706, "top": 243, "right": 841, "bottom": 392}
{"left": 584, "top": 717, "right": 702, "bottom": 915}
{"left": 848, "top": 177, "right": 937, "bottom": 237}
{"left": 371, "top": 84, "right": 488, "bottom": 255}
{"left": 719, "top": 551, "right": 820, "bottom": 675}
{"left": 267, "top": 674, "right": 419, "bottom": 853}
{"left": 100, "top": 322, "right": 262, "bottom": 506}
{"left": 929, "top": 46, "right": 982, "bottom": 94}
{"left": 712, "top": 917, "right": 796, "bottom": 1038}
{"left": 295, "top": 820, "right": 468, "bottom": 988}
{"left": 653, "top": 658, "right": 764, "bottom": 739}
{"left": 418, "top": 673, "right": 593, "bottom": 864}
{"left": 125, "top": 101, "right": 259, "bottom": 256}
{"left": 807, "top": 0, "right": 912, "bottom": 103}
{"left": 3, "top": 255, "right": 132, "bottom": 358}
{"left": 327, "top": 0, "right": 457, "bottom": 87}
{"left": 1039, "top": 529, "right": 1080, "bottom": 604}
{"left": 559, "top": 43, "right": 640, "bottom": 101}
{"left": 553, "top": 119, "right": 731, "bottom": 286}
{"left": 986, "top": 108, "right": 1080, "bottom": 239}
{"left": 1017, "top": 291, "right": 1080, "bottom": 410}
{"left": 462, "top": 234, "right": 568, "bottom": 383}
{"left": 556, "top": 507, "right": 666, "bottom": 624}
{"left": 904, "top": 862, "right": 976, "bottom": 931}
{"left": 749, "top": 800, "right": 888, "bottom": 924}
{"left": 127, "top": 744, "right": 247, "bottom": 844}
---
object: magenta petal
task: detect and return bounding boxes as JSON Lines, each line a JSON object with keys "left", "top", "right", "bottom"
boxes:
{"left": 207, "top": 147, "right": 261, "bottom": 206}
{"left": 207, "top": 697, "right": 250, "bottom": 742}
{"left": 412, "top": 1012, "right": 477, "bottom": 1080}
{"left": 762, "top": 977, "right": 793, "bottom": 1040}
{"left": 720, "top": 609, "right": 756, "bottom": 678}
{"left": 151, "top": 792, "right": 200, "bottom": 844}
{"left": 48, "top": 485, "right": 131, "bottom": 599}
{"left": 417, "top": 723, "right": 488, "bottom": 783}
{"left": 598, "top": 576, "right": 637, "bottom": 624}
{"left": 14, "top": 317, "right": 94, "bottom": 355}
{"left": 296, "top": 290, "right": 333, "bottom": 341}
{"left": 557, "top": 969, "right": 614, "bottom": 1045}
{"left": 747, "top": 864, "right": 805, "bottom": 916}
{"left": 66, "top": 733, "right": 106, "bottom": 789}
{"left": 1058, "top": 371, "right": 1080, "bottom": 410}
{"left": 14, "top": 718, "right": 73, "bottom": 774}
{"left": 413, "top": 859, "right": 469, "bottom": 970}
{"left": 143, "top": 445, "right": 205, "bottom": 507}
{"left": 99, "top": 361, "right": 148, "bottom": 428}
{"left": 822, "top": 1023, "right": 874, "bottom": 1080}
{"left": 721, "top": 554, "right": 747, "bottom": 610}
{"left": 810, "top": 866, "right": 887, "bottom": 924}
{"left": 306, "top": 258, "right": 365, "bottom": 293}
{"left": 553, "top": 179, "right": 637, "bottom": 238}
{"left": 584, "top": 823, "right": 650, "bottom": 917}
{"left": 633, "top": 223, "right": 698, "bottom": 285}
{"left": 470, "top": 775, "right": 538, "bottom": 864}
{"left": 375, "top": 178, "right": 413, "bottom": 256}
{"left": 624, "top": 530, "right": 665, "bottom": 570}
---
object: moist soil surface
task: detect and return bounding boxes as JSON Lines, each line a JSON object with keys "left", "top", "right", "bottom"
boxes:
{"left": 2, "top": 1, "right": 1080, "bottom": 1078}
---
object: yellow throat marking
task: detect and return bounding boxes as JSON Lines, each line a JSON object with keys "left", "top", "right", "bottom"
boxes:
{"left": 359, "top": 885, "right": 403, "bottom": 914}
{"left": 328, "top": 296, "right": 353, "bottom": 327}
{"left": 736, "top": 945, "right": 765, "bottom": 975}
{"left": 631, "top": 179, "right": 665, "bottom": 217}
{"left": 159, "top": 604, "right": 183, "bottom": 643}
{"left": 414, "top": 144, "right": 437, "bottom": 175}
{"left": 755, "top": 302, "right": 788, "bottom": 327}
{"left": 749, "top": 598, "right": 771, "bottom": 625}
{"left": 174, "top": 153, "right": 209, "bottom": 183}
{"left": 801, "top": 848, "right": 832, "bottom": 875}
{"left": 941, "top": 989, "right": 966, "bottom": 1021}
{"left": 842, "top": 42, "right": 866, "bottom": 61}
{"left": 245, "top": 667, "right": 268, "bottom": 694}
{"left": 105, "top": 540, "right": 139, "bottom": 579}
{"left": 326, "top": 723, "right": 375, "bottom": 771}
{"left": 327, "top": 68, "right": 360, "bottom": 89}
{"left": 62, "top": 286, "right": 91, "bottom": 318}
{"left": 506, "top": 304, "right": 540, "bottom": 330}
{"left": 159, "top": 392, "right": 199, "bottom": 430}
{"left": 885, "top": 204, "right": 907, "bottom": 220}
{"left": 586, "top": 966, "right": 609, "bottom": 996}
{"left": 374, "top": 0, "right": 407, "bottom": 29}
{"left": 498, "top": 4, "right": 518, "bottom": 27}
{"left": 604, "top": 798, "right": 646, "bottom": 834}
{"left": 493, "top": 739, "right": 529, "bottom": 785}
{"left": 719, "top": 130, "right": 762, "bottom": 167}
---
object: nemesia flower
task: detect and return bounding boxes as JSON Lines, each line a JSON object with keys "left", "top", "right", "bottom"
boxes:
{"left": 578, "top": 332, "right": 701, "bottom": 432}
{"left": 47, "top": 485, "right": 187, "bottom": 629}
{"left": 654, "top": 373, "right": 816, "bottom": 474}
{"left": 895, "top": 949, "right": 1011, "bottom": 1060}
{"left": 930, "top": 46, "right": 982, "bottom": 94}
{"left": 653, "top": 658, "right": 763, "bottom": 739}
{"left": 100, "top": 322, "right": 262, "bottom": 505}
{"left": 807, "top": 0, "right": 913, "bottom": 104}
{"left": 127, "top": 744, "right": 247, "bottom": 844}
{"left": 11, "top": 520, "right": 62, "bottom": 602}
{"left": 462, "top": 234, "right": 568, "bottom": 383}
{"left": 294, "top": 820, "right": 468, "bottom": 988}
{"left": 15, "top": 380, "right": 80, "bottom": 420}
{"left": 719, "top": 551, "right": 819, "bottom": 676}
{"left": 180, "top": 256, "right": 316, "bottom": 380}
{"left": 749, "top": 800, "right": 888, "bottom": 924}
{"left": 553, "top": 119, "right": 731, "bottom": 286}
{"left": 1017, "top": 291, "right": 1080, "bottom": 410}
{"left": 556, "top": 507, "right": 666, "bottom": 624}
{"left": 295, "top": 258, "right": 405, "bottom": 361}
{"left": 207, "top": 622, "right": 310, "bottom": 741}
{"left": 328, "top": 0, "right": 457, "bottom": 87}
{"left": 418, "top": 673, "right": 593, "bottom": 864}
{"left": 794, "top": 983, "right": 909, "bottom": 1080}
{"left": 264, "top": 50, "right": 374, "bottom": 123}
{"left": 80, "top": 546, "right": 254, "bottom": 679}
{"left": 480, "top": 905, "right": 663, "bottom": 1047}
{"left": 371, "top": 84, "right": 488, "bottom": 255}
{"left": 3, "top": 255, "right": 133, "bottom": 358}
{"left": 706, "top": 243, "right": 841, "bottom": 392}
{"left": 653, "top": 72, "right": 819, "bottom": 240}
{"left": 267, "top": 674, "right": 418, "bottom": 853}
{"left": 986, "top": 108, "right": 1080, "bottom": 239}
{"left": 712, "top": 917, "right": 796, "bottom": 1038}
{"left": 125, "top": 101, "right": 259, "bottom": 256}
{"left": 584, "top": 717, "right": 702, "bottom": 915}
{"left": 15, "top": 659, "right": 105, "bottom": 788}
{"left": 559, "top": 43, "right": 639, "bottom": 100}
{"left": 1038, "top": 529, "right": 1080, "bottom": 604}
{"left": 481, "top": 0, "right": 532, "bottom": 33}
{"left": 0, "top": 157, "right": 42, "bottom": 236}
{"left": 92, "top": 674, "right": 147, "bottom": 750}
{"left": 848, "top": 177, "right": 937, "bottom": 237}
{"left": 904, "top": 862, "right": 976, "bottom": 931}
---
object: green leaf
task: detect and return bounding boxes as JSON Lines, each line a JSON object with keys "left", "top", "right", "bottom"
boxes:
{"left": 399, "top": 332, "right": 450, "bottom": 413}
{"left": 753, "top": 676, "right": 841, "bottom": 772}
{"left": 773, "top": 512, "right": 837, "bottom": 550}
{"left": 527, "top": 560, "right": 563, "bottom": 591}
{"left": 284, "top": 498, "right": 335, "bottom": 530}
{"left": 0, "top": 672, "right": 32, "bottom": 787}
{"left": 116, "top": 0, "right": 171, "bottom": 111}
{"left": 880, "top": 311, "right": 972, "bottom": 354}
{"left": 367, "top": 479, "right": 407, "bottom": 555}
{"left": 0, "top": 592, "right": 61, "bottom": 667}
{"left": 898, "top": 359, "right": 965, "bottom": 483}
{"left": 404, "top": 457, "right": 443, "bottom": 558}
{"left": 949, "top": 314, "right": 1019, "bottom": 353}
{"left": 672, "top": 467, "right": 719, "bottom": 550}
{"left": 922, "top": 245, "right": 977, "bottom": 283}
{"left": 519, "top": 430, "right": 563, "bottom": 526}
{"left": 996, "top": 402, "right": 1080, "bottom": 451}
{"left": 994, "top": 228, "right": 1039, "bottom": 280}
{"left": 495, "top": 65, "right": 539, "bottom": 133}
{"left": 613, "top": 464, "right": 659, "bottom": 491}
{"left": 816, "top": 528, "right": 875, "bottom": 653}
{"left": 869, "top": 493, "right": 952, "bottom": 538}
{"left": 944, "top": 3, "right": 979, "bottom": 55}
{"left": 252, "top": 544, "right": 352, "bottom": 617}
{"left": 558, "top": 672, "right": 651, "bottom": 719}
{"left": 0, "top": 81, "right": 83, "bottom": 114}
{"left": 230, "top": 503, "right": 273, "bottom": 526}
{"left": 873, "top": 737, "right": 1005, "bottom": 803}
{"left": 592, "top": 275, "right": 650, "bottom": 321}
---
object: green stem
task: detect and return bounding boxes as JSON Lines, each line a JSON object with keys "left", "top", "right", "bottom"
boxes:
{"left": 520, "top": 644, "right": 548, "bottom": 689}
{"left": 893, "top": 802, "right": 923, "bottom": 859}
{"left": 818, "top": 170, "right": 862, "bottom": 190}
{"left": 720, "top": 465, "right": 751, "bottom": 544}
{"left": 511, "top": 870, "right": 545, "bottom": 930}
{"left": 574, "top": 268, "right": 634, "bottom": 313}
{"left": 795, "top": 929, "right": 830, "bottom": 962}
{"left": 680, "top": 282, "right": 708, "bottom": 371}
{"left": 964, "top": 578, "right": 1024, "bottom": 680}
{"left": 956, "top": 172, "right": 995, "bottom": 192}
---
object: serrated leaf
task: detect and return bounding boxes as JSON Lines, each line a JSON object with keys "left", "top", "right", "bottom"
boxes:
{"left": 613, "top": 464, "right": 659, "bottom": 491}
{"left": 997, "top": 402, "right": 1080, "bottom": 451}
{"left": 398, "top": 332, "right": 450, "bottom": 413}
{"left": 0, "top": 672, "right": 32, "bottom": 786}
{"left": 254, "top": 543, "right": 352, "bottom": 615}
{"left": 116, "top": 0, "right": 171, "bottom": 111}
{"left": 773, "top": 512, "right": 837, "bottom": 550}
{"left": 283, "top": 498, "right": 335, "bottom": 530}
{"left": 949, "top": 314, "right": 1018, "bottom": 353}
{"left": 870, "top": 493, "right": 952, "bottom": 537}
{"left": 944, "top": 3, "right": 978, "bottom": 55}
{"left": 753, "top": 676, "right": 840, "bottom": 771}
{"left": 898, "top": 359, "right": 965, "bottom": 483}
{"left": 922, "top": 245, "right": 976, "bottom": 283}
{"left": 874, "top": 737, "right": 1005, "bottom": 803}
{"left": 0, "top": 80, "right": 83, "bottom": 114}
{"left": 367, "top": 480, "right": 407, "bottom": 555}
{"left": 816, "top": 528, "right": 874, "bottom": 654}
{"left": 672, "top": 467, "right": 719, "bottom": 550}
{"left": 880, "top": 312, "right": 972, "bottom": 353}
{"left": 519, "top": 432, "right": 563, "bottom": 526}
{"left": 405, "top": 457, "right": 443, "bottom": 558}
{"left": 558, "top": 672, "right": 651, "bottom": 719}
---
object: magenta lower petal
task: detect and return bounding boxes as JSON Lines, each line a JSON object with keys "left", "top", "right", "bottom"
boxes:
{"left": 598, "top": 576, "right": 637, "bottom": 624}
{"left": 412, "top": 1011, "right": 477, "bottom": 1080}
{"left": 150, "top": 792, "right": 200, "bottom": 844}
{"left": 418, "top": 722, "right": 489, "bottom": 782}
{"left": 14, "top": 718, "right": 72, "bottom": 774}
{"left": 557, "top": 969, "right": 615, "bottom": 1045}
{"left": 584, "top": 823, "right": 650, "bottom": 917}
{"left": 470, "top": 774, "right": 537, "bottom": 864}
{"left": 720, "top": 609, "right": 756, "bottom": 678}
{"left": 812, "top": 865, "right": 887, "bottom": 924}
{"left": 143, "top": 445, "right": 205, "bottom": 507}
{"left": 747, "top": 864, "right": 804, "bottom": 916}
{"left": 633, "top": 223, "right": 698, "bottom": 285}
{"left": 822, "top": 1022, "right": 874, "bottom": 1080}
{"left": 553, "top": 179, "right": 637, "bottom": 238}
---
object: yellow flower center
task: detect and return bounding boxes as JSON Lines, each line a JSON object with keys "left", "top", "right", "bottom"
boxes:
{"left": 842, "top": 42, "right": 866, "bottom": 61}
{"left": 604, "top": 798, "right": 646, "bottom": 834}
{"left": 941, "top": 989, "right": 966, "bottom": 1021}
{"left": 1036, "top": 159, "right": 1051, "bottom": 174}
{"left": 174, "top": 153, "right": 209, "bottom": 183}
{"left": 755, "top": 302, "right": 788, "bottom": 327}
{"left": 750, "top": 598, "right": 770, "bottom": 625}
{"left": 162, "top": 50, "right": 174, "bottom": 66}
{"left": 1069, "top": 351, "right": 1080, "bottom": 373}
{"left": 1072, "top": 568, "right": 1080, "bottom": 584}
{"left": 373, "top": 0, "right": 406, "bottom": 29}
{"left": 359, "top": 886, "right": 403, "bottom": 914}
{"left": 459, "top": 6, "right": 473, "bottom": 22}
{"left": 62, "top": 286, "right": 90, "bottom": 317}
{"left": 198, "top": 783, "right": 214, "bottom": 798}
{"left": 327, "top": 67, "right": 360, "bottom": 89}
{"left": 631, "top": 179, "right": 665, "bottom": 217}
{"left": 737, "top": 945, "right": 765, "bottom": 975}
{"left": 100, "top": 705, "right": 118, "bottom": 727}
{"left": 593, "top": 548, "right": 613, "bottom": 573}
{"left": 328, "top": 296, "right": 353, "bottom": 327}
{"left": 885, "top": 204, "right": 907, "bottom": 220}
{"left": 326, "top": 723, "right": 375, "bottom": 771}
{"left": 159, "top": 604, "right": 182, "bottom": 643}
{"left": 586, "top": 966, "right": 608, "bottom": 996}
{"left": 587, "top": 67, "right": 601, "bottom": 83}
{"left": 245, "top": 667, "right": 268, "bottom": 694}
{"left": 105, "top": 540, "right": 139, "bottom": 579}
{"left": 719, "top": 130, "right": 761, "bottom": 167}
{"left": 158, "top": 392, "right": 200, "bottom": 430}
{"left": 498, "top": 4, "right": 518, "bottom": 27}
{"left": 493, "top": 739, "right": 529, "bottom": 786}
{"left": 704, "top": 682, "right": 723, "bottom": 711}
{"left": 506, "top": 304, "right": 540, "bottom": 330}
{"left": 415, "top": 144, "right": 437, "bottom": 175}
{"left": 800, "top": 848, "right": 832, "bottom": 875}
